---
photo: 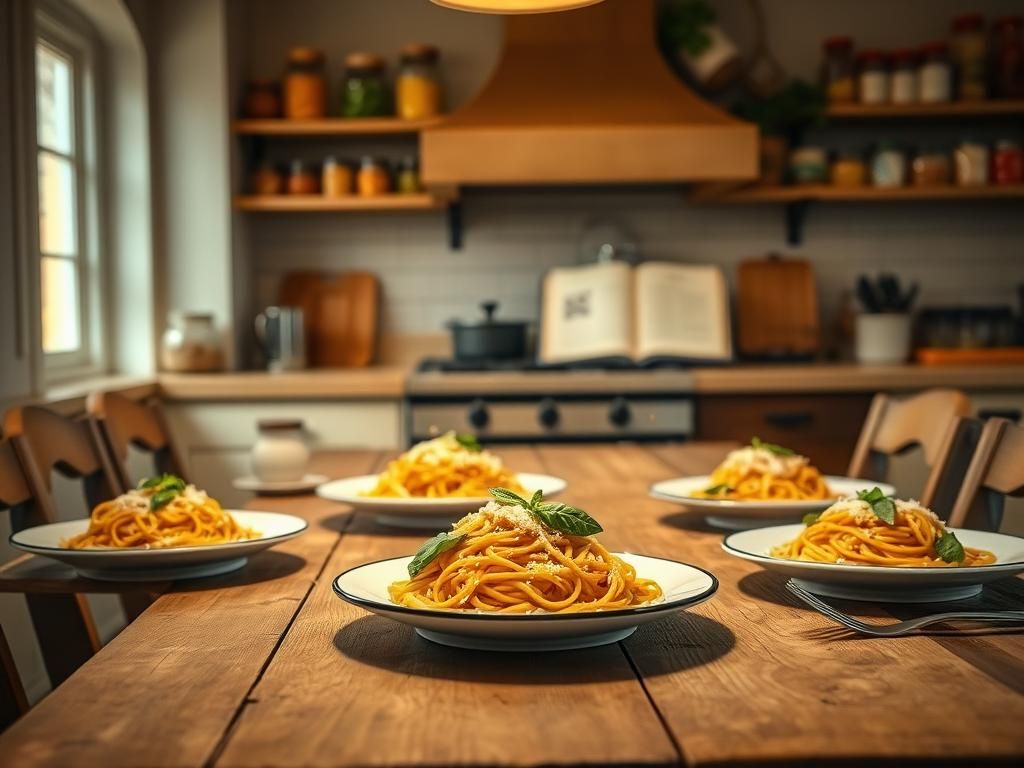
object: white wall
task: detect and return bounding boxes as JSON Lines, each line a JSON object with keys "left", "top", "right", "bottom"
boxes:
{"left": 233, "top": 0, "right": 1024, "bottom": 342}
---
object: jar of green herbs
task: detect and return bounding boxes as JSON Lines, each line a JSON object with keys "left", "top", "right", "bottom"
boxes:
{"left": 341, "top": 53, "right": 392, "bottom": 117}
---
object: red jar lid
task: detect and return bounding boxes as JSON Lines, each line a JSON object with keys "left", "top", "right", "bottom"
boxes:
{"left": 993, "top": 16, "right": 1022, "bottom": 29}
{"left": 891, "top": 48, "right": 918, "bottom": 64}
{"left": 856, "top": 49, "right": 887, "bottom": 65}
{"left": 921, "top": 41, "right": 950, "bottom": 56}
{"left": 952, "top": 13, "right": 984, "bottom": 31}
{"left": 823, "top": 36, "right": 853, "bottom": 51}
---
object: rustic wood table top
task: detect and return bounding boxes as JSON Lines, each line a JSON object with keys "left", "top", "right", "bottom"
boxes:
{"left": 1, "top": 443, "right": 1022, "bottom": 767}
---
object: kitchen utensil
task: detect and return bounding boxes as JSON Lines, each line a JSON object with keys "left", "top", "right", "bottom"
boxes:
{"left": 254, "top": 306, "right": 306, "bottom": 372}
{"left": 785, "top": 580, "right": 1024, "bottom": 636}
{"left": 448, "top": 301, "right": 529, "bottom": 362}
{"left": 856, "top": 273, "right": 918, "bottom": 313}
{"left": 737, "top": 254, "right": 819, "bottom": 360}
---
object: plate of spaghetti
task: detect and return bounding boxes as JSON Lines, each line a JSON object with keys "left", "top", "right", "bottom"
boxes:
{"left": 317, "top": 432, "right": 567, "bottom": 527}
{"left": 333, "top": 488, "right": 717, "bottom": 651}
{"left": 649, "top": 438, "right": 893, "bottom": 529}
{"left": 10, "top": 474, "right": 307, "bottom": 581}
{"left": 723, "top": 489, "right": 1024, "bottom": 602}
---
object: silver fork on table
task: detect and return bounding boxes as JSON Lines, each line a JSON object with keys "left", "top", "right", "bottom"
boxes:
{"left": 785, "top": 580, "right": 1024, "bottom": 637}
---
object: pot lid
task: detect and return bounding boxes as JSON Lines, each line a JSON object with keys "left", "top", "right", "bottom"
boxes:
{"left": 449, "top": 301, "right": 528, "bottom": 328}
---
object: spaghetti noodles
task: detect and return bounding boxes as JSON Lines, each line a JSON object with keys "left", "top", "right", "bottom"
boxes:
{"left": 693, "top": 438, "right": 831, "bottom": 501}
{"left": 63, "top": 474, "right": 257, "bottom": 550}
{"left": 364, "top": 431, "right": 527, "bottom": 499}
{"left": 770, "top": 495, "right": 996, "bottom": 567}
{"left": 388, "top": 496, "right": 662, "bottom": 613}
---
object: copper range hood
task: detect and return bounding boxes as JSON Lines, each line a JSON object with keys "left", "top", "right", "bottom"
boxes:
{"left": 421, "top": 0, "right": 758, "bottom": 185}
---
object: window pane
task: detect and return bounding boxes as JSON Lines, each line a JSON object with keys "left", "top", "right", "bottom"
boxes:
{"left": 41, "top": 256, "right": 82, "bottom": 354}
{"left": 36, "top": 43, "right": 74, "bottom": 154}
{"left": 38, "top": 151, "right": 77, "bottom": 256}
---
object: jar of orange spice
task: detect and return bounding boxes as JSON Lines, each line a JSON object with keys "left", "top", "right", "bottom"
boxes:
{"left": 283, "top": 47, "right": 326, "bottom": 120}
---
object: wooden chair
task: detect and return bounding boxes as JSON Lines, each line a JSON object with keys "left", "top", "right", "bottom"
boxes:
{"left": 948, "top": 418, "right": 1024, "bottom": 531}
{"left": 1, "top": 624, "right": 29, "bottom": 731}
{"left": 847, "top": 389, "right": 972, "bottom": 490}
{"left": 0, "top": 436, "right": 100, "bottom": 689}
{"left": 87, "top": 391, "right": 186, "bottom": 493}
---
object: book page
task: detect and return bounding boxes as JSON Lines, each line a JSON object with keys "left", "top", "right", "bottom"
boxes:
{"left": 634, "top": 262, "right": 732, "bottom": 361}
{"left": 539, "top": 261, "right": 634, "bottom": 364}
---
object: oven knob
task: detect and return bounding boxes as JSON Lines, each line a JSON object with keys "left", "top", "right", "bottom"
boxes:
{"left": 537, "top": 398, "right": 560, "bottom": 429}
{"left": 609, "top": 397, "right": 632, "bottom": 427}
{"left": 468, "top": 399, "right": 489, "bottom": 429}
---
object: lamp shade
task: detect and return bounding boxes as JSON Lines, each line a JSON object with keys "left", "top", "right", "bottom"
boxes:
{"left": 430, "top": 0, "right": 605, "bottom": 14}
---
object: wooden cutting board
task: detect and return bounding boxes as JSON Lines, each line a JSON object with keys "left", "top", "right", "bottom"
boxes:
{"left": 736, "top": 254, "right": 819, "bottom": 359}
{"left": 277, "top": 271, "right": 380, "bottom": 367}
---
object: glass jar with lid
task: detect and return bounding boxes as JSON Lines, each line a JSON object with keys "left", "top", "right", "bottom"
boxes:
{"left": 918, "top": 42, "right": 952, "bottom": 102}
{"left": 243, "top": 80, "right": 281, "bottom": 118}
{"left": 950, "top": 13, "right": 987, "bottom": 100}
{"left": 856, "top": 49, "right": 888, "bottom": 104}
{"left": 820, "top": 36, "right": 855, "bottom": 104}
{"left": 283, "top": 47, "right": 326, "bottom": 119}
{"left": 286, "top": 160, "right": 319, "bottom": 195}
{"left": 395, "top": 156, "right": 422, "bottom": 194}
{"left": 161, "top": 312, "right": 223, "bottom": 372}
{"left": 342, "top": 53, "right": 392, "bottom": 118}
{"left": 322, "top": 156, "right": 354, "bottom": 196}
{"left": 954, "top": 139, "right": 990, "bottom": 186}
{"left": 357, "top": 156, "right": 391, "bottom": 196}
{"left": 888, "top": 49, "right": 918, "bottom": 104}
{"left": 993, "top": 16, "right": 1024, "bottom": 98}
{"left": 911, "top": 150, "right": 951, "bottom": 187}
{"left": 396, "top": 43, "right": 443, "bottom": 120}
{"left": 871, "top": 142, "right": 907, "bottom": 188}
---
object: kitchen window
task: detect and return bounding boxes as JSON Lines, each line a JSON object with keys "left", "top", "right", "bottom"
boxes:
{"left": 34, "top": 6, "right": 104, "bottom": 376}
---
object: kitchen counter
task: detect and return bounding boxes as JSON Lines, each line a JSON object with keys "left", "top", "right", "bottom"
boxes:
{"left": 156, "top": 363, "right": 1024, "bottom": 401}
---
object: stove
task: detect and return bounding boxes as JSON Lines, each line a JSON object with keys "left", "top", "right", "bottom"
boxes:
{"left": 406, "top": 358, "right": 695, "bottom": 444}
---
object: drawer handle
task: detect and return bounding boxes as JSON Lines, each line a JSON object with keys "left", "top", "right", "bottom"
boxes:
{"left": 764, "top": 411, "right": 814, "bottom": 429}
{"left": 978, "top": 408, "right": 1022, "bottom": 424}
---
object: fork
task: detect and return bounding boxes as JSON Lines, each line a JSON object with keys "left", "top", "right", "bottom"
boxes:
{"left": 785, "top": 580, "right": 1024, "bottom": 637}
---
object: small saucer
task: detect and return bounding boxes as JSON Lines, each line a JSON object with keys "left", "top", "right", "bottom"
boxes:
{"left": 233, "top": 474, "right": 328, "bottom": 495}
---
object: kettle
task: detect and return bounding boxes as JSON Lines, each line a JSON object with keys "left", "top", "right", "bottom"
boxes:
{"left": 254, "top": 306, "right": 306, "bottom": 372}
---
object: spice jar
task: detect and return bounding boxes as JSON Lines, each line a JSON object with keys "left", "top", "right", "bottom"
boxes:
{"left": 950, "top": 13, "right": 987, "bottom": 100}
{"left": 857, "top": 50, "right": 888, "bottom": 104}
{"left": 889, "top": 50, "right": 918, "bottom": 104}
{"left": 918, "top": 42, "right": 952, "bottom": 102}
{"left": 871, "top": 143, "right": 907, "bottom": 188}
{"left": 992, "top": 140, "right": 1024, "bottom": 185}
{"left": 251, "top": 163, "right": 283, "bottom": 195}
{"left": 830, "top": 153, "right": 867, "bottom": 187}
{"left": 911, "top": 151, "right": 951, "bottom": 186}
{"left": 993, "top": 17, "right": 1024, "bottom": 98}
{"left": 820, "top": 36, "right": 855, "bottom": 104}
{"left": 396, "top": 44, "right": 442, "bottom": 120}
{"left": 357, "top": 156, "right": 391, "bottom": 196}
{"left": 954, "top": 140, "right": 990, "bottom": 186}
{"left": 342, "top": 53, "right": 392, "bottom": 118}
{"left": 789, "top": 146, "right": 828, "bottom": 185}
{"left": 322, "top": 156, "right": 353, "bottom": 196}
{"left": 160, "top": 312, "right": 223, "bottom": 372}
{"left": 395, "top": 156, "right": 422, "bottom": 194}
{"left": 283, "top": 47, "right": 326, "bottom": 119}
{"left": 287, "top": 160, "right": 319, "bottom": 195}
{"left": 243, "top": 80, "right": 281, "bottom": 118}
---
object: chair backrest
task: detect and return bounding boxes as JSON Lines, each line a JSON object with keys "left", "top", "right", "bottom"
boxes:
{"left": 948, "top": 418, "right": 1024, "bottom": 531}
{"left": 847, "top": 389, "right": 972, "bottom": 484}
{"left": 0, "top": 624, "right": 28, "bottom": 731}
{"left": 0, "top": 439, "right": 41, "bottom": 532}
{"left": 87, "top": 392, "right": 186, "bottom": 493}
{"left": 2, "top": 406, "right": 119, "bottom": 522}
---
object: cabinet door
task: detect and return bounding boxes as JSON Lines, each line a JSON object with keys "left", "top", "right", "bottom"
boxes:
{"left": 696, "top": 394, "right": 872, "bottom": 475}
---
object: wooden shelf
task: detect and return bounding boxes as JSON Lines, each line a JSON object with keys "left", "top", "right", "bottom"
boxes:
{"left": 232, "top": 117, "right": 442, "bottom": 136}
{"left": 234, "top": 193, "right": 454, "bottom": 212}
{"left": 826, "top": 100, "right": 1024, "bottom": 119}
{"left": 690, "top": 183, "right": 1024, "bottom": 204}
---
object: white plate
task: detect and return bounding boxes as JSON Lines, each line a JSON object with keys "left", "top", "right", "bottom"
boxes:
{"left": 9, "top": 511, "right": 308, "bottom": 582}
{"left": 316, "top": 472, "right": 568, "bottom": 528}
{"left": 723, "top": 524, "right": 1024, "bottom": 602}
{"left": 233, "top": 474, "right": 329, "bottom": 495}
{"left": 650, "top": 476, "right": 896, "bottom": 530}
{"left": 333, "top": 553, "right": 717, "bottom": 651}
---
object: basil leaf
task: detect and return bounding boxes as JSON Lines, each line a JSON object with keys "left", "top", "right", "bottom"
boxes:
{"left": 703, "top": 483, "right": 733, "bottom": 495}
{"left": 751, "top": 437, "right": 794, "bottom": 456}
{"left": 489, "top": 487, "right": 530, "bottom": 508}
{"left": 802, "top": 512, "right": 821, "bottom": 526}
{"left": 530, "top": 488, "right": 544, "bottom": 508}
{"left": 871, "top": 497, "right": 896, "bottom": 525}
{"left": 935, "top": 530, "right": 966, "bottom": 564}
{"left": 407, "top": 531, "right": 467, "bottom": 577}
{"left": 454, "top": 433, "right": 482, "bottom": 452}
{"left": 533, "top": 502, "right": 603, "bottom": 536}
{"left": 857, "top": 487, "right": 885, "bottom": 504}
{"left": 159, "top": 476, "right": 185, "bottom": 493}
{"left": 150, "top": 489, "right": 179, "bottom": 511}
{"left": 139, "top": 475, "right": 164, "bottom": 489}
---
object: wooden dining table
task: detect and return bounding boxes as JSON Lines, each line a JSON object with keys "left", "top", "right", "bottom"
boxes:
{"left": 1, "top": 442, "right": 1022, "bottom": 767}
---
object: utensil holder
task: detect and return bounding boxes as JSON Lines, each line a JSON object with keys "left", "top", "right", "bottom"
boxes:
{"left": 855, "top": 313, "right": 912, "bottom": 364}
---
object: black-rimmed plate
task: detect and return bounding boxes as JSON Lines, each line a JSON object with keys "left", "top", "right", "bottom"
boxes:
{"left": 333, "top": 553, "right": 717, "bottom": 651}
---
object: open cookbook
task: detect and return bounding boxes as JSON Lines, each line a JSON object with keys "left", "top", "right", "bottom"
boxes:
{"left": 538, "top": 261, "right": 733, "bottom": 366}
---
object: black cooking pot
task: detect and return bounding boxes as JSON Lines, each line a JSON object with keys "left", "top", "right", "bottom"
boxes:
{"left": 448, "top": 301, "right": 529, "bottom": 361}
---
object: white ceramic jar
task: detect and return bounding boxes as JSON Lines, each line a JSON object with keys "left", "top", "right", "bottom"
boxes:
{"left": 251, "top": 419, "right": 310, "bottom": 482}
{"left": 855, "top": 314, "right": 912, "bottom": 364}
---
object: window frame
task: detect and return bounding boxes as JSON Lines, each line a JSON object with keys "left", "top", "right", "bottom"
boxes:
{"left": 34, "top": 3, "right": 106, "bottom": 380}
